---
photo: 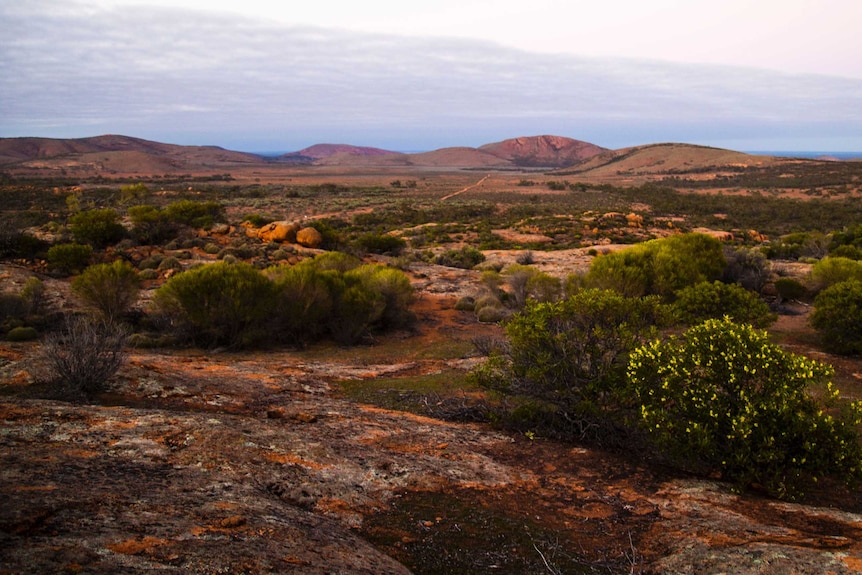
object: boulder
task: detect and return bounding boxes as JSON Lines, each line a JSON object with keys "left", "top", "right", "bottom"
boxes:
{"left": 258, "top": 221, "right": 300, "bottom": 243}
{"left": 296, "top": 226, "right": 323, "bottom": 248}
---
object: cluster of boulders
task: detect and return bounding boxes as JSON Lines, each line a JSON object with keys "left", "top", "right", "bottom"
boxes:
{"left": 245, "top": 221, "right": 324, "bottom": 248}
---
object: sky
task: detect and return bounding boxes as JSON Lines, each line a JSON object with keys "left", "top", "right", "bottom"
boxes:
{"left": 2, "top": 0, "right": 862, "bottom": 152}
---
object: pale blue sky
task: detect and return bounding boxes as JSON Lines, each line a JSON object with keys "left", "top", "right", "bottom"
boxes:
{"left": 2, "top": 0, "right": 861, "bottom": 152}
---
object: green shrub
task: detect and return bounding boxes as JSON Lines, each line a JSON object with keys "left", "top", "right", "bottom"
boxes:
{"left": 627, "top": 318, "right": 862, "bottom": 498}
{"left": 0, "top": 293, "right": 27, "bottom": 330}
{"left": 355, "top": 232, "right": 407, "bottom": 255}
{"left": 119, "top": 183, "right": 149, "bottom": 205}
{"left": 473, "top": 294, "right": 503, "bottom": 314}
{"left": 476, "top": 305, "right": 508, "bottom": 323}
{"left": 308, "top": 251, "right": 360, "bottom": 273}
{"left": 774, "top": 277, "right": 807, "bottom": 302}
{"left": 152, "top": 261, "right": 276, "bottom": 348}
{"left": 473, "top": 289, "right": 667, "bottom": 442}
{"left": 0, "top": 229, "right": 47, "bottom": 260}
{"left": 830, "top": 244, "right": 862, "bottom": 260}
{"left": 811, "top": 280, "right": 862, "bottom": 356}
{"left": 327, "top": 274, "right": 385, "bottom": 345}
{"left": 434, "top": 246, "right": 486, "bottom": 269}
{"left": 306, "top": 219, "right": 343, "bottom": 250}
{"left": 266, "top": 261, "right": 336, "bottom": 344}
{"left": 163, "top": 199, "right": 224, "bottom": 229}
{"left": 501, "top": 265, "right": 561, "bottom": 308}
{"left": 585, "top": 233, "right": 726, "bottom": 299}
{"left": 6, "top": 326, "right": 38, "bottom": 341}
{"left": 72, "top": 261, "right": 141, "bottom": 322}
{"left": 69, "top": 208, "right": 125, "bottom": 247}
{"left": 138, "top": 268, "right": 159, "bottom": 280}
{"left": 673, "top": 281, "right": 776, "bottom": 327}
{"left": 349, "top": 264, "right": 414, "bottom": 329}
{"left": 138, "top": 255, "right": 163, "bottom": 270}
{"left": 157, "top": 256, "right": 182, "bottom": 272}
{"left": 764, "top": 232, "right": 829, "bottom": 260}
{"left": 242, "top": 213, "right": 273, "bottom": 227}
{"left": 47, "top": 243, "right": 93, "bottom": 275}
{"left": 454, "top": 296, "right": 476, "bottom": 312}
{"left": 584, "top": 244, "right": 652, "bottom": 297}
{"left": 809, "top": 257, "right": 862, "bottom": 291}
{"left": 722, "top": 247, "right": 771, "bottom": 293}
{"left": 21, "top": 277, "right": 46, "bottom": 316}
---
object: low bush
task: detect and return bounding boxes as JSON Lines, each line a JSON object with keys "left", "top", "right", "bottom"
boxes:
{"left": 157, "top": 256, "right": 182, "bottom": 272}
{"left": 154, "top": 254, "right": 415, "bottom": 348}
{"left": 810, "top": 280, "right": 862, "bottom": 356}
{"left": 41, "top": 316, "right": 127, "bottom": 398}
{"left": 153, "top": 261, "right": 276, "bottom": 348}
{"left": 128, "top": 205, "right": 178, "bottom": 244}
{"left": 0, "top": 229, "right": 47, "bottom": 260}
{"left": 830, "top": 244, "right": 862, "bottom": 260}
{"left": 434, "top": 246, "right": 486, "bottom": 269}
{"left": 163, "top": 199, "right": 225, "bottom": 229}
{"left": 476, "top": 305, "right": 508, "bottom": 323}
{"left": 628, "top": 318, "right": 862, "bottom": 499}
{"left": 327, "top": 274, "right": 386, "bottom": 345}
{"left": 266, "top": 261, "right": 337, "bottom": 345}
{"left": 454, "top": 296, "right": 476, "bottom": 312}
{"left": 349, "top": 264, "right": 414, "bottom": 329}
{"left": 21, "top": 277, "right": 46, "bottom": 316}
{"left": 6, "top": 326, "right": 38, "bottom": 341}
{"left": 673, "top": 281, "right": 776, "bottom": 327}
{"left": 72, "top": 261, "right": 141, "bottom": 323}
{"left": 47, "top": 243, "right": 93, "bottom": 275}
{"left": 809, "top": 257, "right": 862, "bottom": 292}
{"left": 585, "top": 233, "right": 726, "bottom": 298}
{"left": 69, "top": 208, "right": 125, "bottom": 247}
{"left": 722, "top": 247, "right": 771, "bottom": 293}
{"left": 502, "top": 265, "right": 561, "bottom": 308}
{"left": 242, "top": 213, "right": 274, "bottom": 227}
{"left": 774, "top": 277, "right": 808, "bottom": 303}
{"left": 355, "top": 232, "right": 407, "bottom": 255}
{"left": 0, "top": 293, "right": 27, "bottom": 325}
{"left": 473, "top": 289, "right": 667, "bottom": 443}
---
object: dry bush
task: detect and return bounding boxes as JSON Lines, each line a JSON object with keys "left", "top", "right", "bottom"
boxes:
{"left": 41, "top": 316, "right": 127, "bottom": 398}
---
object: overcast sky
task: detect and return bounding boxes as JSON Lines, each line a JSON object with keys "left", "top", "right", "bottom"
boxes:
{"left": 2, "top": 0, "right": 861, "bottom": 152}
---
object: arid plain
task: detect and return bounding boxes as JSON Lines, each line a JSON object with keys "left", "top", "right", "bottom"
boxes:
{"left": 2, "top": 135, "right": 862, "bottom": 573}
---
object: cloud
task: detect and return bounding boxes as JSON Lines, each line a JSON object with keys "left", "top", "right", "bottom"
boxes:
{"left": 1, "top": 1, "right": 861, "bottom": 150}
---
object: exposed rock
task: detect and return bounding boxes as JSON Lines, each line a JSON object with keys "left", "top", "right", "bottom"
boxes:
{"left": 209, "top": 223, "right": 231, "bottom": 235}
{"left": 258, "top": 221, "right": 300, "bottom": 243}
{"left": 626, "top": 213, "right": 644, "bottom": 228}
{"left": 296, "top": 226, "right": 323, "bottom": 248}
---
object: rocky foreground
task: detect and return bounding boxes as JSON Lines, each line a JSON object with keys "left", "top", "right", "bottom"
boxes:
{"left": 2, "top": 323, "right": 862, "bottom": 574}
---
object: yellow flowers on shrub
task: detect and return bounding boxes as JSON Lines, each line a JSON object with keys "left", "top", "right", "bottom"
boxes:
{"left": 627, "top": 317, "right": 862, "bottom": 499}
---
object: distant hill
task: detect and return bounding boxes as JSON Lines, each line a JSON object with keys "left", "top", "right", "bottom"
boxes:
{"left": 556, "top": 143, "right": 781, "bottom": 178}
{"left": 279, "top": 143, "right": 403, "bottom": 164}
{"left": 478, "top": 135, "right": 606, "bottom": 167}
{"left": 0, "top": 135, "right": 264, "bottom": 175}
{"left": 0, "top": 134, "right": 791, "bottom": 176}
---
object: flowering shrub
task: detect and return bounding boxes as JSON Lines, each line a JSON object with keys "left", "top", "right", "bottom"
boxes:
{"left": 627, "top": 318, "right": 862, "bottom": 498}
